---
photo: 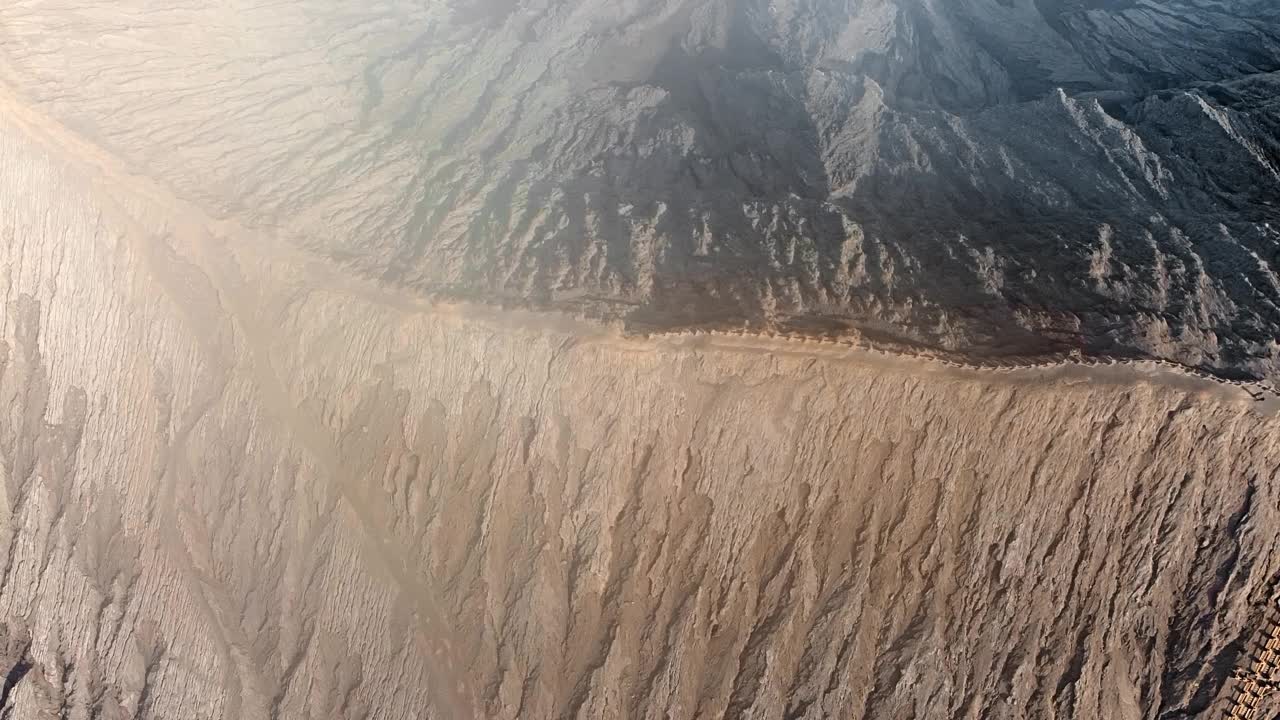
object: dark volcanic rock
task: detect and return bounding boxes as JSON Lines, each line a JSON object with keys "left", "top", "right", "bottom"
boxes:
{"left": 2, "top": 0, "right": 1279, "bottom": 376}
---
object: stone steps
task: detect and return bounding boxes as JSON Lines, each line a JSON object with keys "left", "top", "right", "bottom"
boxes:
{"left": 1227, "top": 603, "right": 1280, "bottom": 719}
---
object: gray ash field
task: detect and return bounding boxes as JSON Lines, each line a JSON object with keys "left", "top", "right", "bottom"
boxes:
{"left": 1, "top": 1, "right": 1280, "bottom": 719}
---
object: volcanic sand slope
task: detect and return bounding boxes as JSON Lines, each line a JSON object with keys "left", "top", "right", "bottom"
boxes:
{"left": 2, "top": 90, "right": 1280, "bottom": 718}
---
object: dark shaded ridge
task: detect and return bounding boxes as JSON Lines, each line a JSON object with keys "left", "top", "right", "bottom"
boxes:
{"left": 0, "top": 656, "right": 31, "bottom": 716}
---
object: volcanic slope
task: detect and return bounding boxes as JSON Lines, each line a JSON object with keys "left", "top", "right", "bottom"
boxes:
{"left": 2, "top": 90, "right": 1280, "bottom": 719}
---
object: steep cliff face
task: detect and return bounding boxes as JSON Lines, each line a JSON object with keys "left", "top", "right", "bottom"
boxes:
{"left": 1, "top": 0, "right": 1277, "bottom": 375}
{"left": 2, "top": 101, "right": 1280, "bottom": 719}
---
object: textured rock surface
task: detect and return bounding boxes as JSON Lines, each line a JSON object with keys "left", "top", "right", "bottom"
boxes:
{"left": 3, "top": 90, "right": 1280, "bottom": 718}
{"left": 1, "top": 0, "right": 1278, "bottom": 375}
{"left": 4, "top": 3, "right": 1280, "bottom": 719}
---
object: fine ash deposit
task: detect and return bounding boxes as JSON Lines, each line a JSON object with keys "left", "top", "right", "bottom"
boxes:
{"left": 1, "top": 1, "right": 1280, "bottom": 719}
